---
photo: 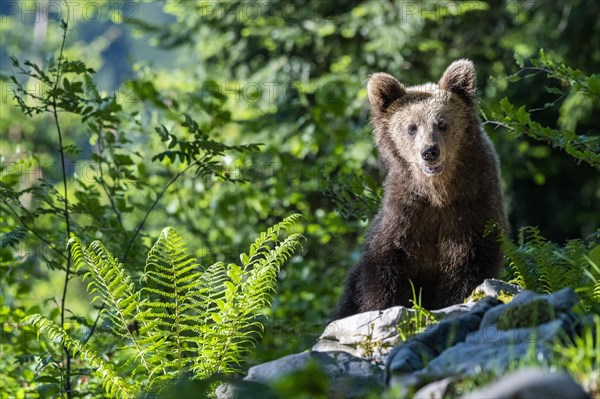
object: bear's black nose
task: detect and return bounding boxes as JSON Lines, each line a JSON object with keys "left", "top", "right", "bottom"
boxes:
{"left": 421, "top": 145, "right": 440, "bottom": 162}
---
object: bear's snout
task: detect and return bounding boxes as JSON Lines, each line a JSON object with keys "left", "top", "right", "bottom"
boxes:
{"left": 421, "top": 145, "right": 440, "bottom": 162}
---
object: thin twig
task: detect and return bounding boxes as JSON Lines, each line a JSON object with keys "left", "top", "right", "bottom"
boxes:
{"left": 53, "top": 21, "right": 73, "bottom": 399}
{"left": 96, "top": 135, "right": 123, "bottom": 227}
{"left": 529, "top": 94, "right": 565, "bottom": 113}
{"left": 120, "top": 161, "right": 199, "bottom": 264}
{"left": 482, "top": 120, "right": 514, "bottom": 131}
{"left": 81, "top": 303, "right": 105, "bottom": 346}
{"left": 0, "top": 201, "right": 68, "bottom": 261}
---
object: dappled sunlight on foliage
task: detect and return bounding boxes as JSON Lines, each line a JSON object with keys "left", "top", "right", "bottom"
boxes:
{"left": 1, "top": 1, "right": 598, "bottom": 397}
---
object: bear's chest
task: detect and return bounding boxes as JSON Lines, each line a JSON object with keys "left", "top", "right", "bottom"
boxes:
{"left": 399, "top": 204, "right": 472, "bottom": 270}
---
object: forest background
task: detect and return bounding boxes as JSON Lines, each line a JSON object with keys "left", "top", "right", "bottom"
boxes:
{"left": 0, "top": 1, "right": 598, "bottom": 397}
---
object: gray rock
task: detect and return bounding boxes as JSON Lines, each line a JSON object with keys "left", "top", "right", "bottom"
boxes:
{"left": 430, "top": 302, "right": 476, "bottom": 319}
{"left": 386, "top": 298, "right": 497, "bottom": 378}
{"left": 215, "top": 383, "right": 237, "bottom": 399}
{"left": 246, "top": 351, "right": 337, "bottom": 383}
{"left": 466, "top": 319, "right": 565, "bottom": 345}
{"left": 468, "top": 278, "right": 524, "bottom": 301}
{"left": 479, "top": 303, "right": 508, "bottom": 329}
{"left": 315, "top": 306, "right": 410, "bottom": 360}
{"left": 320, "top": 306, "right": 405, "bottom": 343}
{"left": 419, "top": 342, "right": 551, "bottom": 377}
{"left": 314, "top": 301, "right": 480, "bottom": 362}
{"left": 546, "top": 287, "right": 579, "bottom": 312}
{"left": 414, "top": 312, "right": 482, "bottom": 353}
{"left": 469, "top": 296, "right": 503, "bottom": 317}
{"left": 311, "top": 338, "right": 362, "bottom": 358}
{"left": 463, "top": 368, "right": 590, "bottom": 399}
{"left": 414, "top": 376, "right": 457, "bottom": 399}
{"left": 510, "top": 290, "right": 541, "bottom": 305}
{"left": 387, "top": 340, "right": 436, "bottom": 373}
{"left": 243, "top": 351, "right": 385, "bottom": 399}
{"left": 480, "top": 288, "right": 579, "bottom": 329}
{"left": 219, "top": 283, "right": 590, "bottom": 399}
{"left": 215, "top": 380, "right": 273, "bottom": 399}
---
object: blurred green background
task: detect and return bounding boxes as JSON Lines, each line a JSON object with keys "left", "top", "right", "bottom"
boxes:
{"left": 1, "top": 0, "right": 598, "bottom": 367}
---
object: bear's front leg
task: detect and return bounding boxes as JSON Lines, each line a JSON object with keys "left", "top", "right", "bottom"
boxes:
{"left": 439, "top": 233, "right": 504, "bottom": 306}
{"left": 356, "top": 245, "right": 416, "bottom": 312}
{"left": 330, "top": 245, "right": 412, "bottom": 320}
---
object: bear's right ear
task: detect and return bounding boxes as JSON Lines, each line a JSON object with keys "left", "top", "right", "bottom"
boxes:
{"left": 367, "top": 73, "right": 406, "bottom": 115}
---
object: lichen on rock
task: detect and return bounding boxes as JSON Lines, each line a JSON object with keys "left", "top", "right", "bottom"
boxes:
{"left": 496, "top": 298, "right": 556, "bottom": 330}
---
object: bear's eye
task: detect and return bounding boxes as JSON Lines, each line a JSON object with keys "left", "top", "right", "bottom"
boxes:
{"left": 438, "top": 119, "right": 447, "bottom": 131}
{"left": 407, "top": 123, "right": 418, "bottom": 136}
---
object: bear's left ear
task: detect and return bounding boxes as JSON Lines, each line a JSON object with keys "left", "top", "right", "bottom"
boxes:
{"left": 439, "top": 59, "right": 477, "bottom": 105}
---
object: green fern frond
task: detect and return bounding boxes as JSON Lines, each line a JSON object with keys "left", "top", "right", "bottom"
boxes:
{"left": 193, "top": 215, "right": 304, "bottom": 375}
{"left": 69, "top": 237, "right": 154, "bottom": 376}
{"left": 70, "top": 237, "right": 140, "bottom": 337}
{"left": 503, "top": 227, "right": 600, "bottom": 309}
{"left": 583, "top": 254, "right": 600, "bottom": 302}
{"left": 0, "top": 226, "right": 27, "bottom": 249}
{"left": 500, "top": 228, "right": 533, "bottom": 289}
{"left": 139, "top": 226, "right": 204, "bottom": 375}
{"left": 24, "top": 314, "right": 135, "bottom": 399}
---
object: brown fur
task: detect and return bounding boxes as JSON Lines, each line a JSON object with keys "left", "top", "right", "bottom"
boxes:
{"left": 331, "top": 60, "right": 508, "bottom": 320}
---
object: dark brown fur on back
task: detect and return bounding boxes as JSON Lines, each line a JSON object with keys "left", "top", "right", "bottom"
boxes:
{"left": 331, "top": 60, "right": 508, "bottom": 320}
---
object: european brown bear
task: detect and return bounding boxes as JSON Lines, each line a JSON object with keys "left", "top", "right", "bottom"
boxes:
{"left": 331, "top": 60, "right": 508, "bottom": 320}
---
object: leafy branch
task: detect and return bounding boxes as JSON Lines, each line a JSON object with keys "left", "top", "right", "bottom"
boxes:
{"left": 482, "top": 50, "right": 600, "bottom": 168}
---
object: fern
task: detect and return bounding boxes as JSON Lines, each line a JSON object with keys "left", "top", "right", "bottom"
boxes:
{"left": 503, "top": 227, "right": 600, "bottom": 310}
{"left": 196, "top": 214, "right": 304, "bottom": 375}
{"left": 24, "top": 314, "right": 135, "bottom": 399}
{"left": 582, "top": 254, "right": 600, "bottom": 303}
{"left": 139, "top": 227, "right": 216, "bottom": 382}
{"left": 70, "top": 237, "right": 158, "bottom": 378}
{"left": 70, "top": 238, "right": 141, "bottom": 337}
{"left": 0, "top": 226, "right": 27, "bottom": 249}
{"left": 24, "top": 215, "right": 304, "bottom": 397}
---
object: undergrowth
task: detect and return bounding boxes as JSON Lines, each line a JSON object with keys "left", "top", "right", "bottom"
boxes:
{"left": 25, "top": 215, "right": 304, "bottom": 398}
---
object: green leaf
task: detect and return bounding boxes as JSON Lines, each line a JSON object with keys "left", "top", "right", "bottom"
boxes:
{"left": 588, "top": 75, "right": 600, "bottom": 95}
{"left": 499, "top": 97, "right": 513, "bottom": 112}
{"left": 211, "top": 313, "right": 222, "bottom": 323}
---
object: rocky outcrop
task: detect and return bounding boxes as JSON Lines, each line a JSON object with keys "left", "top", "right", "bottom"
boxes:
{"left": 216, "top": 280, "right": 593, "bottom": 399}
{"left": 463, "top": 368, "right": 590, "bottom": 399}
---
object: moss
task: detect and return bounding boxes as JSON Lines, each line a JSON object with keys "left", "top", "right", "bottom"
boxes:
{"left": 465, "top": 290, "right": 487, "bottom": 303}
{"left": 357, "top": 327, "right": 376, "bottom": 358}
{"left": 465, "top": 289, "right": 514, "bottom": 304}
{"left": 496, "top": 290, "right": 515, "bottom": 304}
{"left": 496, "top": 299, "right": 556, "bottom": 330}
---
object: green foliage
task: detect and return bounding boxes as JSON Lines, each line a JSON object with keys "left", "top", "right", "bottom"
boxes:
{"left": 483, "top": 50, "right": 600, "bottom": 169}
{"left": 1, "top": 20, "right": 264, "bottom": 397}
{"left": 25, "top": 314, "right": 134, "bottom": 399}
{"left": 397, "top": 281, "right": 437, "bottom": 342}
{"left": 268, "top": 360, "right": 331, "bottom": 399}
{"left": 553, "top": 314, "right": 600, "bottom": 396}
{"left": 502, "top": 226, "right": 600, "bottom": 310}
{"left": 2, "top": 2, "right": 599, "bottom": 396}
{"left": 24, "top": 216, "right": 303, "bottom": 398}
{"left": 466, "top": 289, "right": 515, "bottom": 304}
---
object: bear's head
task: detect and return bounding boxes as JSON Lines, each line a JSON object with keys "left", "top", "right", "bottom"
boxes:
{"left": 367, "top": 59, "right": 478, "bottom": 180}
